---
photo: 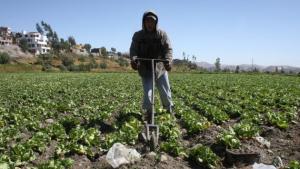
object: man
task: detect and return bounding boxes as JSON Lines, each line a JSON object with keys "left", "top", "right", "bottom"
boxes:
{"left": 130, "top": 10, "right": 173, "bottom": 123}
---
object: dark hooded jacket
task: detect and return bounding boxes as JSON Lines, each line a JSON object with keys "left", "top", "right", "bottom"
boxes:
{"left": 130, "top": 11, "right": 173, "bottom": 78}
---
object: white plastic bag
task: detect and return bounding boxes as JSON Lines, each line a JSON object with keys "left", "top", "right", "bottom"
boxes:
{"left": 106, "top": 143, "right": 141, "bottom": 168}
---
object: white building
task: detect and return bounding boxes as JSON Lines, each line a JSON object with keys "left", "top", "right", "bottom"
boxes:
{"left": 19, "top": 31, "right": 50, "bottom": 55}
{"left": 0, "top": 27, "right": 13, "bottom": 45}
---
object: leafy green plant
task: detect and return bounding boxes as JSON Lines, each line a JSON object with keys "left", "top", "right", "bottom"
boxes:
{"left": 156, "top": 113, "right": 180, "bottom": 141}
{"left": 188, "top": 144, "right": 220, "bottom": 169}
{"left": 160, "top": 140, "right": 186, "bottom": 157}
{"left": 84, "top": 128, "right": 100, "bottom": 146}
{"left": 27, "top": 131, "right": 51, "bottom": 153}
{"left": 287, "top": 160, "right": 300, "bottom": 169}
{"left": 233, "top": 121, "right": 260, "bottom": 138}
{"left": 266, "top": 111, "right": 289, "bottom": 129}
{"left": 46, "top": 122, "right": 67, "bottom": 140}
{"left": 217, "top": 127, "right": 240, "bottom": 149}
{"left": 11, "top": 143, "right": 36, "bottom": 166}
{"left": 37, "top": 158, "right": 74, "bottom": 169}
{"left": 60, "top": 116, "right": 81, "bottom": 133}
{"left": 117, "top": 117, "right": 141, "bottom": 145}
{"left": 0, "top": 162, "right": 9, "bottom": 169}
{"left": 0, "top": 72, "right": 299, "bottom": 168}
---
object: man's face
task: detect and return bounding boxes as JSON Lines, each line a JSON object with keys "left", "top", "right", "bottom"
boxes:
{"left": 144, "top": 17, "right": 156, "bottom": 32}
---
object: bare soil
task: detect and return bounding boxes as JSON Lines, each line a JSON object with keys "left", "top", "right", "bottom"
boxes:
{"left": 63, "top": 111, "right": 300, "bottom": 169}
{"left": 25, "top": 111, "right": 299, "bottom": 169}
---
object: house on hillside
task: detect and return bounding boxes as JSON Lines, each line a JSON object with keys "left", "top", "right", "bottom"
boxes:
{"left": 107, "top": 51, "right": 119, "bottom": 59}
{"left": 90, "top": 48, "right": 102, "bottom": 56}
{"left": 70, "top": 44, "right": 88, "bottom": 56}
{"left": 17, "top": 31, "right": 50, "bottom": 55}
{"left": 0, "top": 27, "right": 13, "bottom": 45}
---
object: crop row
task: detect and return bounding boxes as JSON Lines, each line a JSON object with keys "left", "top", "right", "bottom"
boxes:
{"left": 0, "top": 73, "right": 299, "bottom": 168}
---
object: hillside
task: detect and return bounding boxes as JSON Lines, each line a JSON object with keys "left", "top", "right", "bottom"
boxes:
{"left": 1, "top": 45, "right": 300, "bottom": 73}
{"left": 0, "top": 45, "right": 33, "bottom": 58}
{"left": 0, "top": 45, "right": 132, "bottom": 72}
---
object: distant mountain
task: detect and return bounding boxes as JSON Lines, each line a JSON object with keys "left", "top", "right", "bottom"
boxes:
{"left": 195, "top": 61, "right": 300, "bottom": 73}
{"left": 195, "top": 61, "right": 214, "bottom": 71}
{"left": 263, "top": 66, "right": 300, "bottom": 73}
{"left": 222, "top": 64, "right": 265, "bottom": 71}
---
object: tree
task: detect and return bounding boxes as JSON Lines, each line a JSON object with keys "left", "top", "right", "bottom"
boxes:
{"left": 215, "top": 57, "right": 221, "bottom": 72}
{"left": 111, "top": 47, "right": 116, "bottom": 53}
{"left": 38, "top": 21, "right": 60, "bottom": 53}
{"left": 68, "top": 36, "right": 76, "bottom": 46}
{"left": 117, "top": 52, "right": 122, "bottom": 57}
{"left": 36, "top": 23, "right": 44, "bottom": 34}
{"left": 122, "top": 52, "right": 130, "bottom": 58}
{"left": 191, "top": 55, "right": 197, "bottom": 62}
{"left": 84, "top": 44, "right": 92, "bottom": 53}
{"left": 60, "top": 38, "right": 71, "bottom": 51}
{"left": 280, "top": 67, "right": 285, "bottom": 74}
{"left": 53, "top": 32, "right": 59, "bottom": 42}
{"left": 100, "top": 47, "right": 107, "bottom": 57}
{"left": 19, "top": 39, "right": 29, "bottom": 52}
{"left": 235, "top": 65, "right": 240, "bottom": 73}
{"left": 51, "top": 40, "right": 61, "bottom": 53}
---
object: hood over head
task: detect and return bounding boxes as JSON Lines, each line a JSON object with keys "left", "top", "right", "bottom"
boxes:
{"left": 142, "top": 10, "right": 158, "bottom": 31}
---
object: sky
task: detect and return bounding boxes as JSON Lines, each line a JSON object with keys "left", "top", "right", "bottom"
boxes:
{"left": 1, "top": 0, "right": 300, "bottom": 67}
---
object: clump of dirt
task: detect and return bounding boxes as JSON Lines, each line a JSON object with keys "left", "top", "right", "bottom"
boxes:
{"left": 71, "top": 154, "right": 93, "bottom": 169}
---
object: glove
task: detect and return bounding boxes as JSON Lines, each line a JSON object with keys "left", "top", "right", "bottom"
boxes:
{"left": 164, "top": 62, "right": 172, "bottom": 71}
{"left": 131, "top": 60, "right": 138, "bottom": 70}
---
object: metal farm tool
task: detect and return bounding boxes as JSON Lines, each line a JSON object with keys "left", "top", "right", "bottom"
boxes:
{"left": 133, "top": 57, "right": 169, "bottom": 151}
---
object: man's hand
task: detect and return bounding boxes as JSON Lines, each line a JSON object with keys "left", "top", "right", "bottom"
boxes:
{"left": 164, "top": 62, "right": 172, "bottom": 71}
{"left": 131, "top": 60, "right": 139, "bottom": 70}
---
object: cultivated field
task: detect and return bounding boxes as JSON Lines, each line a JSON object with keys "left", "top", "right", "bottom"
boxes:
{"left": 0, "top": 73, "right": 299, "bottom": 168}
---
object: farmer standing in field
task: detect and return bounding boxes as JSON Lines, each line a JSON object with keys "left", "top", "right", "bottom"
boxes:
{"left": 130, "top": 10, "right": 174, "bottom": 123}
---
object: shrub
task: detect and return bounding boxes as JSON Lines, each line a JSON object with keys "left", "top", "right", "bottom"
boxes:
{"left": 19, "top": 38, "right": 29, "bottom": 52}
{"left": 66, "top": 64, "right": 92, "bottom": 72}
{"left": 37, "top": 54, "right": 53, "bottom": 65}
{"left": 116, "top": 57, "right": 129, "bottom": 67}
{"left": 78, "top": 63, "right": 91, "bottom": 71}
{"left": 42, "top": 64, "right": 52, "bottom": 71}
{"left": 67, "top": 65, "right": 79, "bottom": 71}
{"left": 90, "top": 63, "right": 98, "bottom": 69}
{"left": 0, "top": 52, "right": 10, "bottom": 64}
{"left": 61, "top": 54, "right": 74, "bottom": 67}
{"left": 78, "top": 56, "right": 86, "bottom": 62}
{"left": 99, "top": 63, "right": 107, "bottom": 69}
{"left": 59, "top": 65, "right": 68, "bottom": 71}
